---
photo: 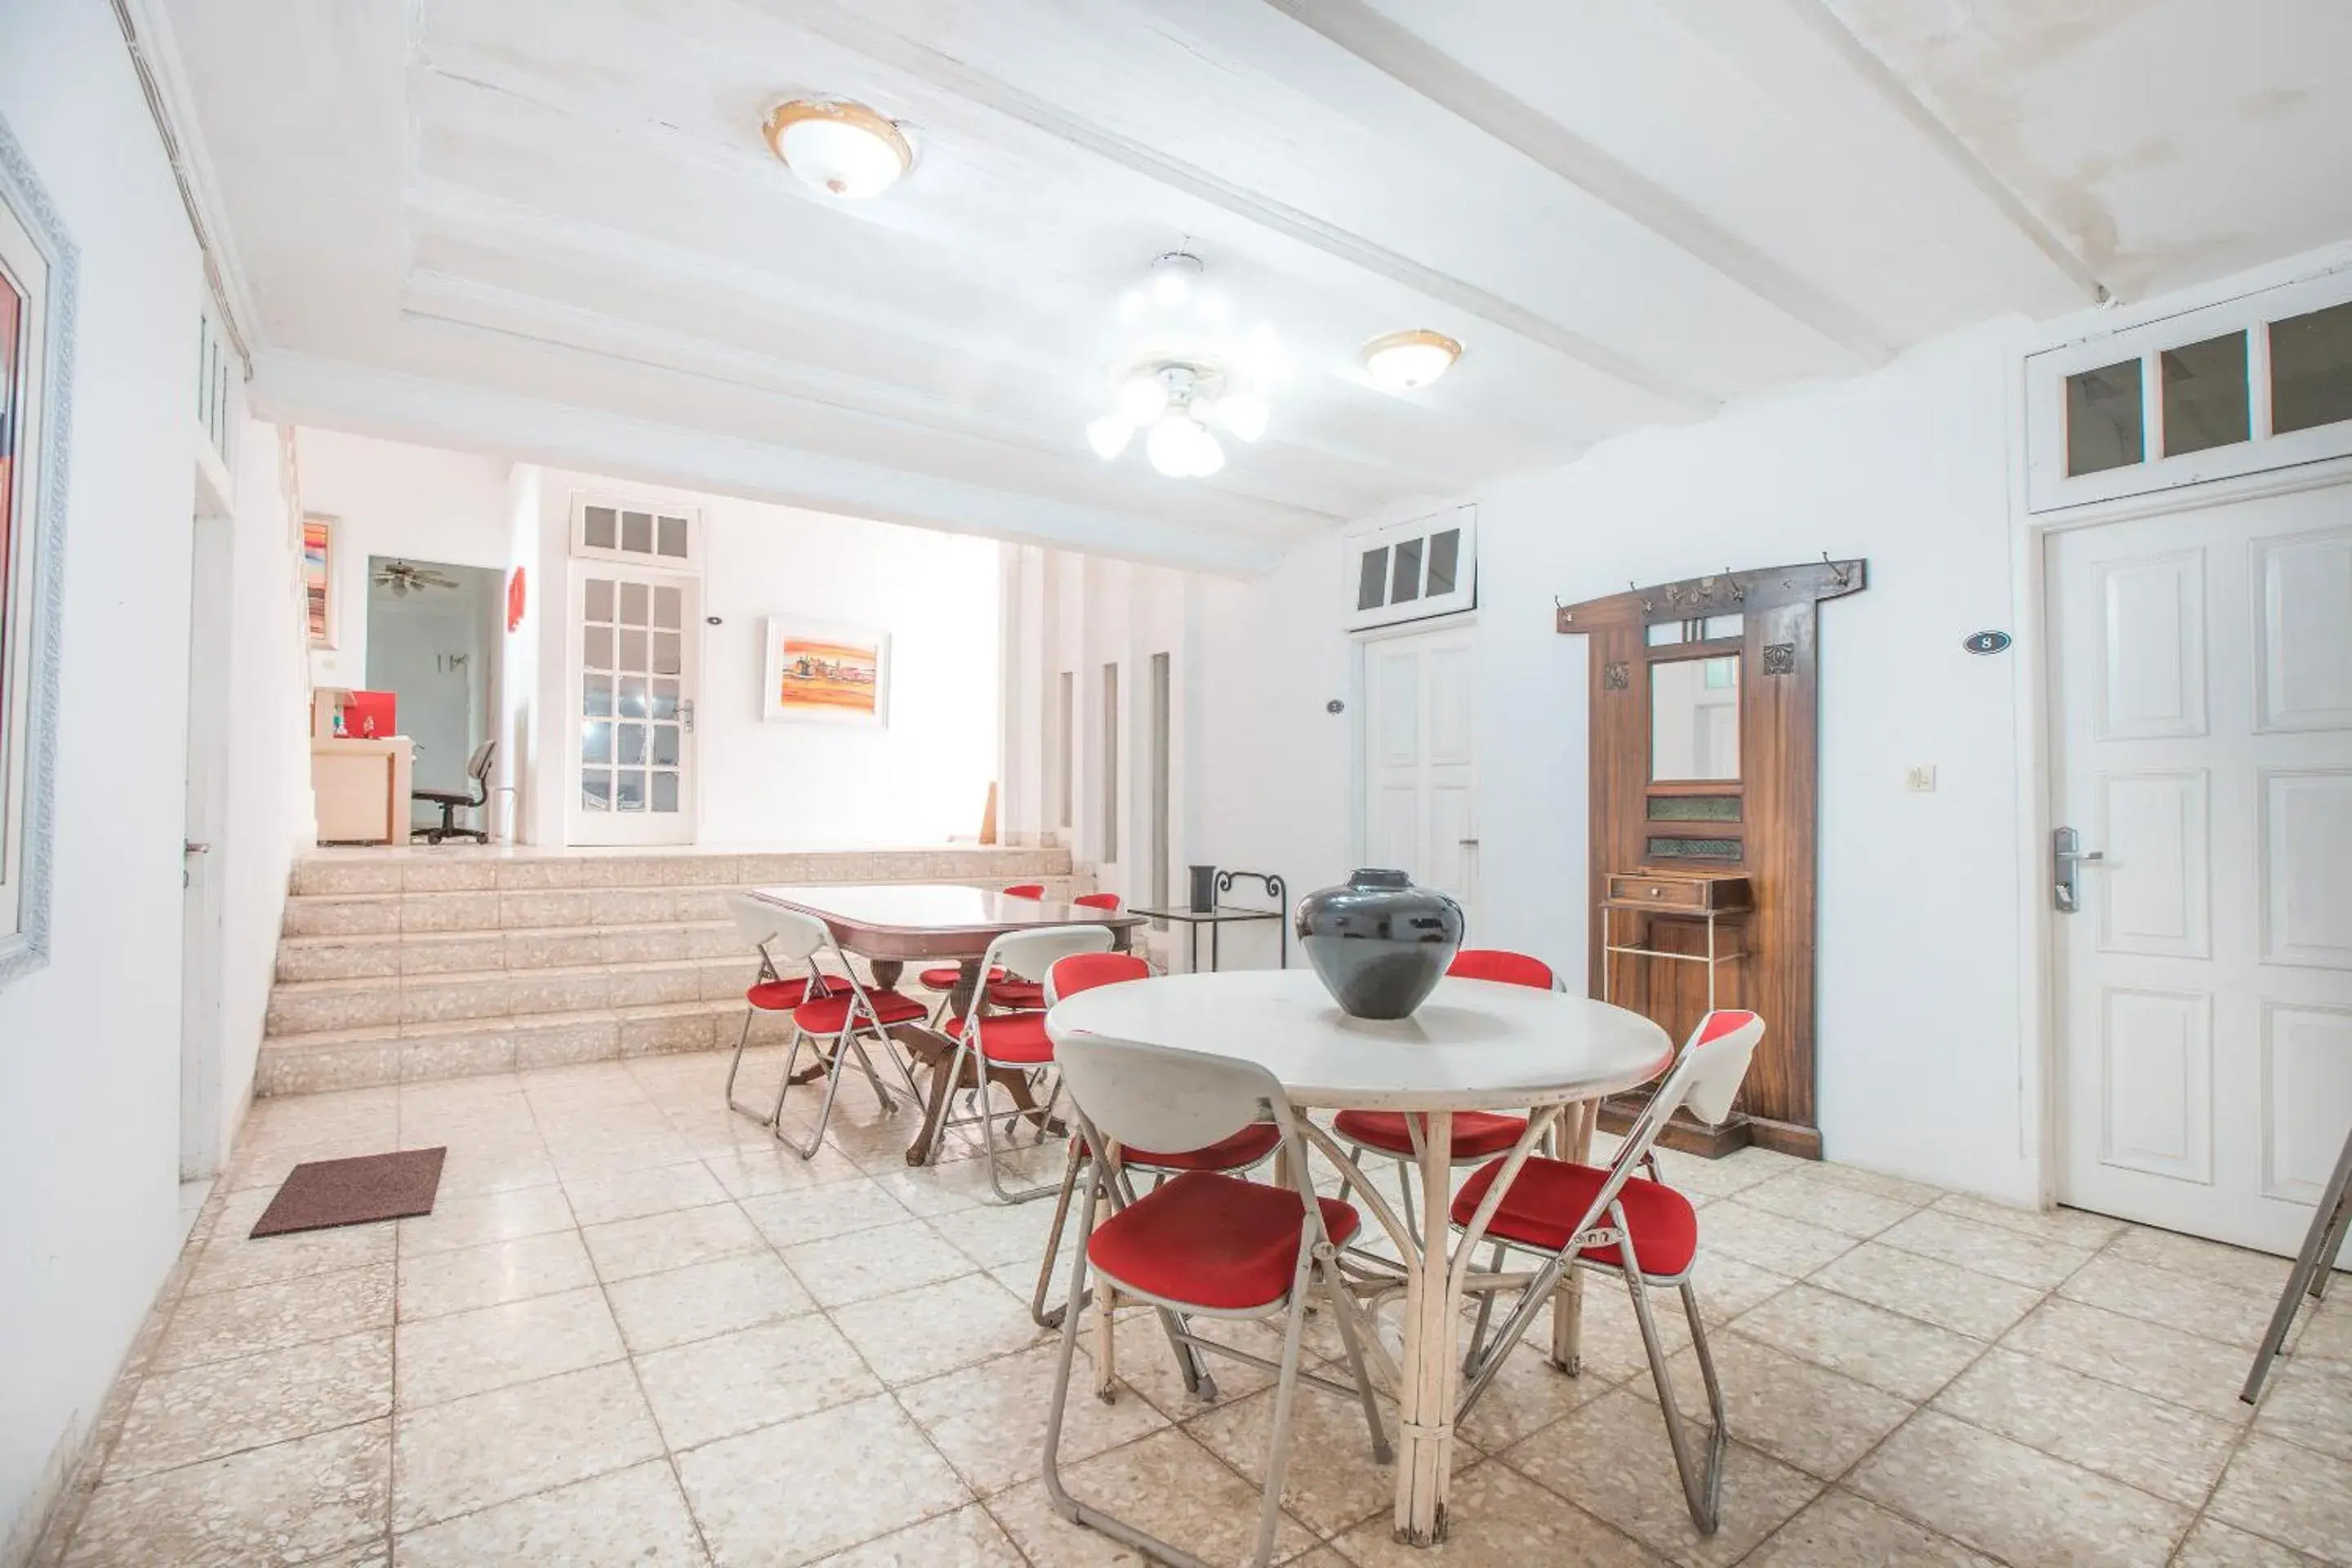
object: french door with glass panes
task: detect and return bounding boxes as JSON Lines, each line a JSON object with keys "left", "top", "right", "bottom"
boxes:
{"left": 570, "top": 564, "right": 697, "bottom": 845}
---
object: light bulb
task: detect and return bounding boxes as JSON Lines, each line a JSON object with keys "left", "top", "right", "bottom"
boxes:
{"left": 1085, "top": 415, "right": 1134, "bottom": 461}
{"left": 1116, "top": 372, "right": 1169, "bottom": 425}
{"left": 1152, "top": 269, "right": 1192, "bottom": 306}
{"left": 1217, "top": 391, "right": 1268, "bottom": 442}
{"left": 1189, "top": 428, "right": 1226, "bottom": 475}
{"left": 1187, "top": 393, "right": 1220, "bottom": 430}
{"left": 1145, "top": 414, "right": 1195, "bottom": 477}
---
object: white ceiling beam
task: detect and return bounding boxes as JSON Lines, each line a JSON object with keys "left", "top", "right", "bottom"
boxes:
{"left": 253, "top": 351, "right": 1294, "bottom": 576}
{"left": 1648, "top": 0, "right": 2108, "bottom": 306}
{"left": 1257, "top": 0, "right": 1895, "bottom": 365}
{"left": 768, "top": 0, "right": 1719, "bottom": 416}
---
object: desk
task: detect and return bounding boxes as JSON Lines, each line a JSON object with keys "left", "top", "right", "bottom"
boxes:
{"left": 311, "top": 737, "right": 413, "bottom": 844}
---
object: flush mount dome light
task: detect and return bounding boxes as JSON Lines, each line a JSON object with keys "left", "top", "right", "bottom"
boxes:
{"left": 1362, "top": 328, "right": 1462, "bottom": 390}
{"left": 764, "top": 99, "right": 912, "bottom": 198}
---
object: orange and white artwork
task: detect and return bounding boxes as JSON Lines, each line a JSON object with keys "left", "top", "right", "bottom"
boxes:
{"left": 762, "top": 617, "right": 889, "bottom": 726}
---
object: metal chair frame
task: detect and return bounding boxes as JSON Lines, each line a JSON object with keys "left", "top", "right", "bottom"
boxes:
{"left": 720, "top": 893, "right": 836, "bottom": 1125}
{"left": 744, "top": 903, "right": 923, "bottom": 1159}
{"left": 922, "top": 924, "right": 1114, "bottom": 1198}
{"left": 1331, "top": 952, "right": 1565, "bottom": 1250}
{"left": 1043, "top": 1035, "right": 1392, "bottom": 1568}
{"left": 1451, "top": 1010, "right": 1765, "bottom": 1536}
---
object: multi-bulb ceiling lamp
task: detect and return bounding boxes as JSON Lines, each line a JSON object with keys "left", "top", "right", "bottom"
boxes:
{"left": 1086, "top": 252, "right": 1274, "bottom": 479}
{"left": 764, "top": 99, "right": 913, "bottom": 198}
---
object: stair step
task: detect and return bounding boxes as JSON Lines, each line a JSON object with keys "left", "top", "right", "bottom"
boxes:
{"left": 278, "top": 874, "right": 1086, "bottom": 938}
{"left": 275, "top": 919, "right": 744, "bottom": 981}
{"left": 254, "top": 997, "right": 817, "bottom": 1097}
{"left": 288, "top": 845, "right": 1072, "bottom": 898}
{"left": 262, "top": 955, "right": 789, "bottom": 1036}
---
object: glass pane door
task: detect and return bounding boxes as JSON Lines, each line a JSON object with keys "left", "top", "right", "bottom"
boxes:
{"left": 571, "top": 565, "right": 696, "bottom": 845}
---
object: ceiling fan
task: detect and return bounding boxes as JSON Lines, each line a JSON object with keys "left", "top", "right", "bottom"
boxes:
{"left": 373, "top": 560, "right": 461, "bottom": 596}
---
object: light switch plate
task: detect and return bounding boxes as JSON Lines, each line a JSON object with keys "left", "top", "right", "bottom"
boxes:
{"left": 1905, "top": 765, "right": 1937, "bottom": 793}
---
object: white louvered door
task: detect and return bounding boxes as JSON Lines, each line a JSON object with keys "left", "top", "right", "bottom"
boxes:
{"left": 2050, "top": 483, "right": 2352, "bottom": 1262}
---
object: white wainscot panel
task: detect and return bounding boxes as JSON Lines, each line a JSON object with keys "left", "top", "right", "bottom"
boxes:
{"left": 2256, "top": 527, "right": 2352, "bottom": 733}
{"left": 1374, "top": 651, "right": 1419, "bottom": 768}
{"left": 2099, "top": 987, "right": 2214, "bottom": 1185}
{"left": 2261, "top": 1001, "right": 2352, "bottom": 1203}
{"left": 2093, "top": 548, "right": 2207, "bottom": 741}
{"left": 2097, "top": 771, "right": 2211, "bottom": 959}
{"left": 1371, "top": 784, "right": 1419, "bottom": 874}
{"left": 2262, "top": 770, "right": 2352, "bottom": 969}
{"left": 1428, "top": 648, "right": 1474, "bottom": 767}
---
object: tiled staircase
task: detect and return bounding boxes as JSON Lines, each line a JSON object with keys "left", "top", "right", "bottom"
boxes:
{"left": 259, "top": 845, "right": 1076, "bottom": 1096}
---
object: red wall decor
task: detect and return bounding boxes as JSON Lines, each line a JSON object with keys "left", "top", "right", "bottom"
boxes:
{"left": 506, "top": 566, "right": 527, "bottom": 632}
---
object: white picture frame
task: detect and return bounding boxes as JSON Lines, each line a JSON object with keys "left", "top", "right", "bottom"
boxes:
{"left": 761, "top": 615, "right": 891, "bottom": 728}
{"left": 0, "top": 109, "right": 78, "bottom": 991}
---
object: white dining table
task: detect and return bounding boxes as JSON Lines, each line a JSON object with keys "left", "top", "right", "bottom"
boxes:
{"left": 1045, "top": 967, "right": 1674, "bottom": 1546}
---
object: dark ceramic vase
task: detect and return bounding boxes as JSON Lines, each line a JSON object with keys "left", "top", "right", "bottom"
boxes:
{"left": 1294, "top": 869, "right": 1464, "bottom": 1020}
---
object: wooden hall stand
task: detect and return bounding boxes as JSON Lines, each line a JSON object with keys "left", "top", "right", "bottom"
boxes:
{"left": 1557, "top": 559, "right": 1865, "bottom": 1158}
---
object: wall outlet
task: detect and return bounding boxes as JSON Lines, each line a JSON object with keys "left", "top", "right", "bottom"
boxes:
{"left": 1905, "top": 764, "right": 1937, "bottom": 793}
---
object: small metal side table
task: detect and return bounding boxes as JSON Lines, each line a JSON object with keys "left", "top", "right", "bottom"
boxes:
{"left": 1598, "top": 870, "right": 1752, "bottom": 1013}
{"left": 1134, "top": 870, "right": 1288, "bottom": 972}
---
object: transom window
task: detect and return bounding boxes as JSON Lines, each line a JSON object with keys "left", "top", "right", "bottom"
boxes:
{"left": 2028, "top": 269, "right": 2352, "bottom": 512}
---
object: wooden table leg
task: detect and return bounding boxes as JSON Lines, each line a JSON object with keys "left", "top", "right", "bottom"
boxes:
{"left": 1551, "top": 1100, "right": 1595, "bottom": 1373}
{"left": 1394, "top": 1111, "right": 1458, "bottom": 1544}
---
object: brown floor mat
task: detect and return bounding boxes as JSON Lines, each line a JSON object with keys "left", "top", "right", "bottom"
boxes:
{"left": 250, "top": 1147, "right": 448, "bottom": 1237}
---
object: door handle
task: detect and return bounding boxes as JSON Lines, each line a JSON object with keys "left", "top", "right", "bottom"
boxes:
{"left": 679, "top": 698, "right": 696, "bottom": 733}
{"left": 2052, "top": 826, "right": 2105, "bottom": 914}
{"left": 1457, "top": 838, "right": 1480, "bottom": 846}
{"left": 184, "top": 840, "right": 211, "bottom": 855}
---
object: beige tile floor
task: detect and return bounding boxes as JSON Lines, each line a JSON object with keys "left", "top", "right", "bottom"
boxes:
{"left": 33, "top": 1048, "right": 2352, "bottom": 1567}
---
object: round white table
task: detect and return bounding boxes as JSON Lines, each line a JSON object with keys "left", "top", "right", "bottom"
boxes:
{"left": 1045, "top": 969, "right": 1673, "bottom": 1546}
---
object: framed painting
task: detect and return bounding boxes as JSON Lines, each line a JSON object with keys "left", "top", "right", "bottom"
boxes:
{"left": 762, "top": 616, "right": 890, "bottom": 728}
{"left": 302, "top": 514, "right": 336, "bottom": 648}
{"left": 0, "top": 110, "right": 79, "bottom": 990}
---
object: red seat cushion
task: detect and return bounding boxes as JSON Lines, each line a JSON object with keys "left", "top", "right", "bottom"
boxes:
{"left": 746, "top": 976, "right": 834, "bottom": 1011}
{"left": 1333, "top": 1109, "right": 1530, "bottom": 1160}
{"left": 1450, "top": 1157, "right": 1699, "bottom": 1278}
{"left": 937, "top": 1011, "right": 1055, "bottom": 1065}
{"left": 988, "top": 980, "right": 1047, "bottom": 1010}
{"left": 794, "top": 988, "right": 929, "bottom": 1032}
{"left": 1089, "top": 1171, "right": 1361, "bottom": 1312}
{"left": 1093, "top": 1123, "right": 1283, "bottom": 1174}
{"left": 919, "top": 966, "right": 1003, "bottom": 991}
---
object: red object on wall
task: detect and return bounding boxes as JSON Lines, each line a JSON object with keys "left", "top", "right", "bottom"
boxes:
{"left": 345, "top": 689, "right": 397, "bottom": 740}
{"left": 506, "top": 566, "right": 527, "bottom": 632}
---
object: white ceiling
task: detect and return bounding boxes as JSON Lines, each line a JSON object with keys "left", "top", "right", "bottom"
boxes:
{"left": 156, "top": 0, "right": 2352, "bottom": 571}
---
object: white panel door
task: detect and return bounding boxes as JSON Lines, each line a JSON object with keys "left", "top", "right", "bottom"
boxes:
{"left": 1361, "top": 628, "right": 1479, "bottom": 931}
{"left": 2051, "top": 483, "right": 2352, "bottom": 1261}
{"left": 569, "top": 564, "right": 698, "bottom": 846}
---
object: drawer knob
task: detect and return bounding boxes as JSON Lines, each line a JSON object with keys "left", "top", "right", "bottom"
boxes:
{"left": 1649, "top": 885, "right": 1664, "bottom": 897}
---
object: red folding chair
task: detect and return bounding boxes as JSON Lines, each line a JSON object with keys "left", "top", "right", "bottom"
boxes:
{"left": 1451, "top": 1009, "right": 1766, "bottom": 1535}
{"left": 720, "top": 893, "right": 844, "bottom": 1125}
{"left": 1044, "top": 1030, "right": 1392, "bottom": 1568}
{"left": 1331, "top": 949, "right": 1558, "bottom": 1245}
{"left": 1025, "top": 952, "right": 1282, "bottom": 1333}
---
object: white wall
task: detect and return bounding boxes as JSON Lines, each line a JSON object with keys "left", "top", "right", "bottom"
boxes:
{"left": 0, "top": 0, "right": 204, "bottom": 1552}
{"left": 296, "top": 427, "right": 512, "bottom": 693}
{"left": 519, "top": 471, "right": 1002, "bottom": 848}
{"left": 213, "top": 421, "right": 313, "bottom": 1152}
{"left": 1018, "top": 323, "right": 2038, "bottom": 1196}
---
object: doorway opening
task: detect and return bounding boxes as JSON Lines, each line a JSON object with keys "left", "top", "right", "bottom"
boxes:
{"left": 180, "top": 512, "right": 234, "bottom": 1196}
{"left": 365, "top": 557, "right": 501, "bottom": 840}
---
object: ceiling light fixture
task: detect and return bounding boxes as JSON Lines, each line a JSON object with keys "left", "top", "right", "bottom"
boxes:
{"left": 764, "top": 99, "right": 913, "bottom": 198}
{"left": 1362, "top": 328, "right": 1462, "bottom": 390}
{"left": 1087, "top": 252, "right": 1276, "bottom": 479}
{"left": 1149, "top": 250, "right": 1204, "bottom": 305}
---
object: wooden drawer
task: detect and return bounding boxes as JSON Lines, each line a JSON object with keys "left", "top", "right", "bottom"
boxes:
{"left": 1606, "top": 871, "right": 1752, "bottom": 912}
